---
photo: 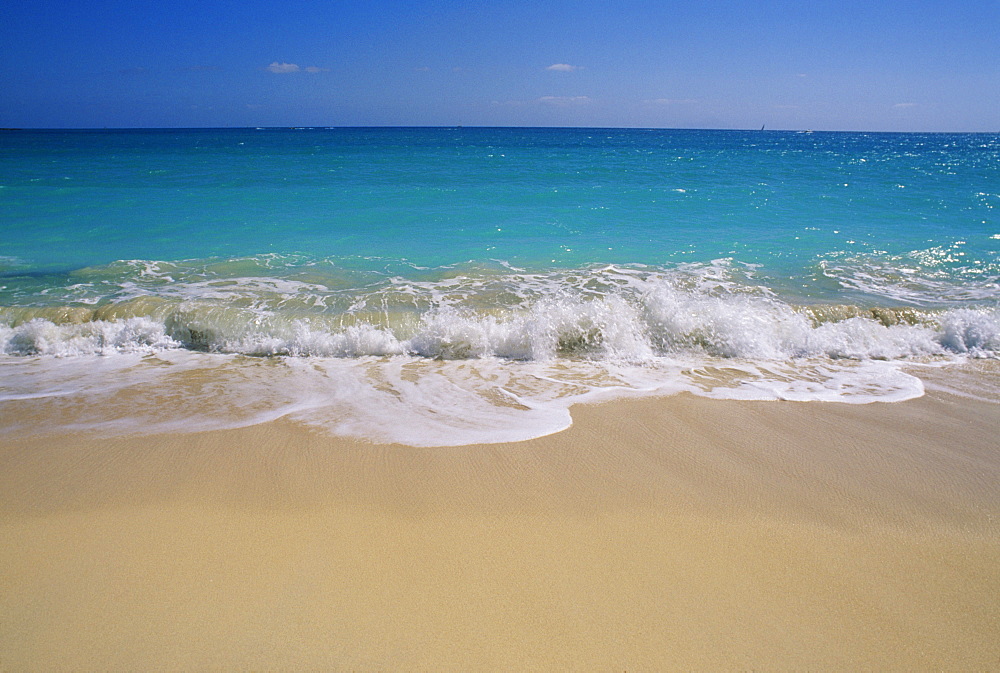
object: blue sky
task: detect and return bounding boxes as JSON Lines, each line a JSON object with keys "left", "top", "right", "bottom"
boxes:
{"left": 1, "top": 0, "right": 997, "bottom": 130}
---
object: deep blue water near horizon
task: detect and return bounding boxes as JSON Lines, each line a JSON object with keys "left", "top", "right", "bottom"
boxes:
{"left": 2, "top": 127, "right": 998, "bottom": 445}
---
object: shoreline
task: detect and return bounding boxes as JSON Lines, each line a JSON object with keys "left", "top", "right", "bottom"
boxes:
{"left": 2, "top": 390, "right": 998, "bottom": 668}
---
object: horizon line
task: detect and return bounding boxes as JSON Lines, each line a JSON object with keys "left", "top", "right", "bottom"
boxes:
{"left": 2, "top": 125, "right": 998, "bottom": 134}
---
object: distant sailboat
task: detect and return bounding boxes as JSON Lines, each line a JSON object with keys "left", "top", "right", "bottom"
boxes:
{"left": 761, "top": 124, "right": 765, "bottom": 131}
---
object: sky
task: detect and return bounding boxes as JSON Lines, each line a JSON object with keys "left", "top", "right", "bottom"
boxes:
{"left": 1, "top": 0, "right": 998, "bottom": 131}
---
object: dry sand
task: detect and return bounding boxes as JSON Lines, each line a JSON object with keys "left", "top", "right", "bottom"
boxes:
{"left": 1, "top": 391, "right": 998, "bottom": 670}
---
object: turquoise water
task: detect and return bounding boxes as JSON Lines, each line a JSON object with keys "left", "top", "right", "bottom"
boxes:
{"left": 2, "top": 128, "right": 998, "bottom": 444}
{"left": 2, "top": 128, "right": 998, "bottom": 287}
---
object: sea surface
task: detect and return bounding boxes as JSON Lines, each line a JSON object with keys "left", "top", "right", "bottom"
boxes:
{"left": 2, "top": 127, "right": 998, "bottom": 444}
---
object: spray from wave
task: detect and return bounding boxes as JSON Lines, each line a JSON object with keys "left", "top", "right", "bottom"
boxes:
{"left": 3, "top": 263, "right": 997, "bottom": 361}
{"left": 2, "top": 261, "right": 997, "bottom": 445}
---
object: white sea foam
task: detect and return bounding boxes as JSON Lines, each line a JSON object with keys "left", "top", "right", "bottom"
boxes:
{"left": 0, "top": 345, "right": 936, "bottom": 446}
{"left": 936, "top": 309, "right": 1000, "bottom": 356}
{"left": 2, "top": 262, "right": 997, "bottom": 445}
{"left": 1, "top": 317, "right": 179, "bottom": 356}
{"left": 819, "top": 248, "right": 1000, "bottom": 305}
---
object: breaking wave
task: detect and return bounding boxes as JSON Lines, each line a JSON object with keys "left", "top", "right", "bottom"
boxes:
{"left": 2, "top": 266, "right": 997, "bottom": 361}
{"left": 2, "top": 261, "right": 997, "bottom": 445}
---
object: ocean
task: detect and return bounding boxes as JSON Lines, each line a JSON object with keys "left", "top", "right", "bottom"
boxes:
{"left": 2, "top": 127, "right": 998, "bottom": 445}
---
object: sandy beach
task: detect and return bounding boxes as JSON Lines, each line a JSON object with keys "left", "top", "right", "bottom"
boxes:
{"left": 1, "top": 390, "right": 998, "bottom": 670}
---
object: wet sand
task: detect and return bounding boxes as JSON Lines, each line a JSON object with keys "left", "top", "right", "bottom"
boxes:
{"left": 1, "top": 391, "right": 998, "bottom": 669}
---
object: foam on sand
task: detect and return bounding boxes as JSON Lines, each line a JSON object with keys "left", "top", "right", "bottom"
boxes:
{"left": 2, "top": 262, "right": 997, "bottom": 445}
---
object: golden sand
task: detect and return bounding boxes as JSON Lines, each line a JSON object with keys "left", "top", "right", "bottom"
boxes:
{"left": 1, "top": 391, "right": 998, "bottom": 669}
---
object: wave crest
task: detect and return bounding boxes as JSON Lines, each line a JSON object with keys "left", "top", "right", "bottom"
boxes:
{"left": 3, "top": 282, "right": 997, "bottom": 362}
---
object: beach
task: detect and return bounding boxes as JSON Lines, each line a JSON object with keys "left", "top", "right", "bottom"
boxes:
{"left": 2, "top": 389, "right": 998, "bottom": 670}
{"left": 2, "top": 0, "right": 999, "bottom": 662}
{"left": 2, "top": 127, "right": 998, "bottom": 669}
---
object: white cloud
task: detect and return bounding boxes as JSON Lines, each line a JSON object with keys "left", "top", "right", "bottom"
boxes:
{"left": 893, "top": 102, "right": 917, "bottom": 108}
{"left": 546, "top": 63, "right": 581, "bottom": 72}
{"left": 647, "top": 98, "right": 697, "bottom": 105}
{"left": 538, "top": 95, "right": 591, "bottom": 105}
{"left": 267, "top": 62, "right": 300, "bottom": 73}
{"left": 266, "top": 62, "right": 328, "bottom": 74}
